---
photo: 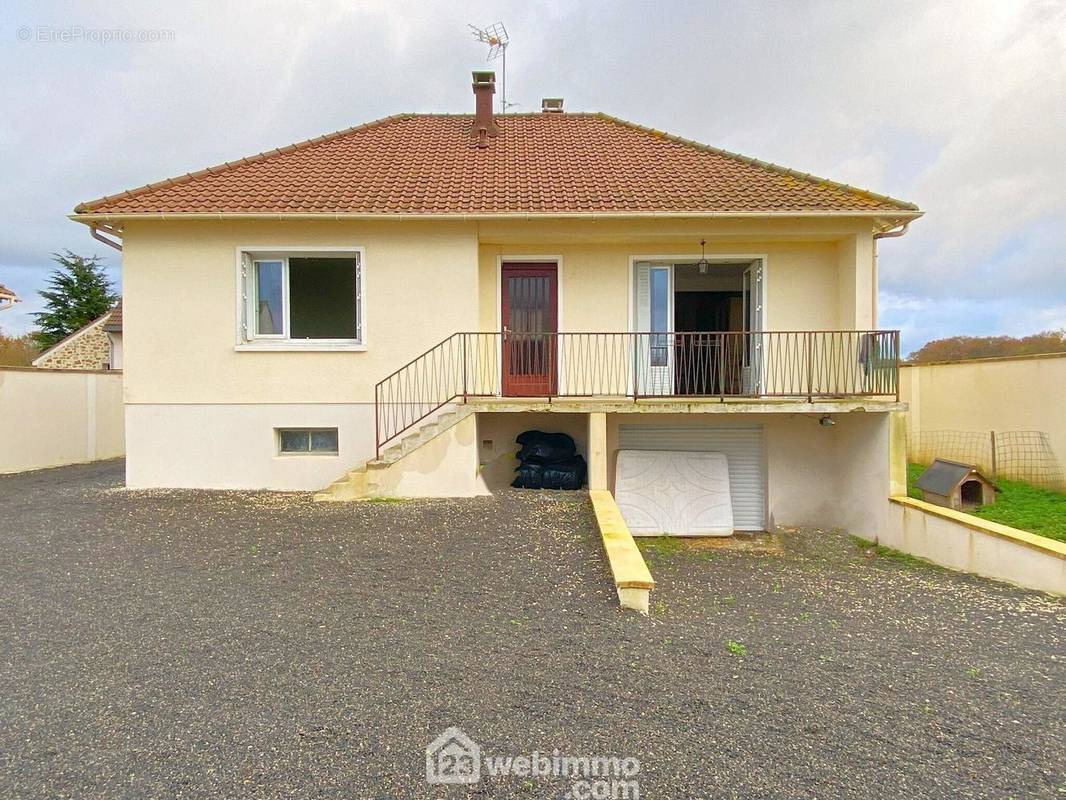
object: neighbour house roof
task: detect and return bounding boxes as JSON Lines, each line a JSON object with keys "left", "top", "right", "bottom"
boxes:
{"left": 0, "top": 282, "right": 17, "bottom": 301}
{"left": 73, "top": 113, "right": 919, "bottom": 218}
{"left": 30, "top": 301, "right": 122, "bottom": 366}
{"left": 102, "top": 299, "right": 122, "bottom": 333}
{"left": 915, "top": 459, "right": 994, "bottom": 496}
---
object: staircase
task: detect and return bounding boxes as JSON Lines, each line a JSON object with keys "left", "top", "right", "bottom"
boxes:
{"left": 313, "top": 406, "right": 474, "bottom": 502}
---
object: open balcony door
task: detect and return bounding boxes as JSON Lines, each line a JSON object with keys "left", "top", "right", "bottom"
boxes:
{"left": 634, "top": 262, "right": 674, "bottom": 396}
{"left": 741, "top": 261, "right": 764, "bottom": 396}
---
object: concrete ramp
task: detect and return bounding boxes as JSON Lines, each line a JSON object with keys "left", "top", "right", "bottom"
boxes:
{"left": 615, "top": 450, "right": 734, "bottom": 536}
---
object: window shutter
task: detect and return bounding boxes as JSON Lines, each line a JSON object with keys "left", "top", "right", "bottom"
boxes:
{"left": 354, "top": 252, "right": 363, "bottom": 342}
{"left": 634, "top": 262, "right": 651, "bottom": 332}
{"left": 240, "top": 253, "right": 252, "bottom": 340}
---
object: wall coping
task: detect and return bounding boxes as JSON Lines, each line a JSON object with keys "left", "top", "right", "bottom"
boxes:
{"left": 589, "top": 489, "right": 655, "bottom": 607}
{"left": 889, "top": 495, "right": 1066, "bottom": 560}
{"left": 0, "top": 366, "right": 122, "bottom": 376}
{"left": 901, "top": 351, "right": 1066, "bottom": 368}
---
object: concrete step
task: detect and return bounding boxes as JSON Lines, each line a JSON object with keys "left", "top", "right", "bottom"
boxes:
{"left": 315, "top": 405, "right": 473, "bottom": 503}
{"left": 314, "top": 472, "right": 364, "bottom": 502}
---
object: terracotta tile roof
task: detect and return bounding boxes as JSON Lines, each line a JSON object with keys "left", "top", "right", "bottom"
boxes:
{"left": 0, "top": 283, "right": 16, "bottom": 299}
{"left": 102, "top": 299, "right": 122, "bottom": 332}
{"left": 75, "top": 113, "right": 918, "bottom": 216}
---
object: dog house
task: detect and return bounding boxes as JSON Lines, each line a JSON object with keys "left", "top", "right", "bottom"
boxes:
{"left": 916, "top": 459, "right": 996, "bottom": 511}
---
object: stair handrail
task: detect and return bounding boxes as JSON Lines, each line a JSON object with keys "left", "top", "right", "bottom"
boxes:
{"left": 374, "top": 332, "right": 477, "bottom": 457}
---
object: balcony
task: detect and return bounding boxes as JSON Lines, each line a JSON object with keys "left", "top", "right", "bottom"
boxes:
{"left": 375, "top": 330, "right": 900, "bottom": 454}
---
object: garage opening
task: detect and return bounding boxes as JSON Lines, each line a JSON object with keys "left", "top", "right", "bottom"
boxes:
{"left": 616, "top": 424, "right": 766, "bottom": 531}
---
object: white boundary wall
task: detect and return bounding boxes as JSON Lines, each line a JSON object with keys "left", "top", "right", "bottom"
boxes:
{"left": 900, "top": 352, "right": 1066, "bottom": 467}
{"left": 884, "top": 497, "right": 1065, "bottom": 596}
{"left": 0, "top": 367, "right": 124, "bottom": 473}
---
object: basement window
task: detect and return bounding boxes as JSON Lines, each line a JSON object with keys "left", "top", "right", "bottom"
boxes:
{"left": 239, "top": 250, "right": 363, "bottom": 349}
{"left": 277, "top": 428, "right": 339, "bottom": 455}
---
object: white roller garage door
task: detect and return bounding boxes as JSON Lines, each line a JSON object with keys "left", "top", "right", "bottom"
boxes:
{"left": 617, "top": 425, "right": 766, "bottom": 531}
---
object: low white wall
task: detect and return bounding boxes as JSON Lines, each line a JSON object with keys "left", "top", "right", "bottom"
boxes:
{"left": 125, "top": 402, "right": 376, "bottom": 489}
{"left": 883, "top": 498, "right": 1065, "bottom": 595}
{"left": 0, "top": 367, "right": 124, "bottom": 473}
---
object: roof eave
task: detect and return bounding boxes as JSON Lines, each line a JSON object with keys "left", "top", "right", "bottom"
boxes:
{"left": 70, "top": 209, "right": 923, "bottom": 225}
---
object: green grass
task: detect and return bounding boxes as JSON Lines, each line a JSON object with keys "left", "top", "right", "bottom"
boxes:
{"left": 908, "top": 463, "right": 1066, "bottom": 543}
{"left": 637, "top": 536, "right": 685, "bottom": 556}
{"left": 725, "top": 640, "right": 747, "bottom": 657}
{"left": 850, "top": 535, "right": 936, "bottom": 569}
{"left": 906, "top": 463, "right": 925, "bottom": 500}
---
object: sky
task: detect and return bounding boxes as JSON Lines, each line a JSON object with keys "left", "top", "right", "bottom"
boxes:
{"left": 1, "top": 0, "right": 1064, "bottom": 354}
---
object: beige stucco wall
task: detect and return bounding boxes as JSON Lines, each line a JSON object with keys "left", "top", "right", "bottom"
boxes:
{"left": 121, "top": 219, "right": 481, "bottom": 405}
{"left": 899, "top": 354, "right": 1066, "bottom": 468}
{"left": 122, "top": 216, "right": 877, "bottom": 406}
{"left": 119, "top": 216, "right": 881, "bottom": 489}
{"left": 476, "top": 218, "right": 877, "bottom": 334}
{"left": 0, "top": 367, "right": 124, "bottom": 473}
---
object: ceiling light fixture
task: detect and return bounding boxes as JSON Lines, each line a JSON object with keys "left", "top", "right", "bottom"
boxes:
{"left": 697, "top": 239, "right": 710, "bottom": 274}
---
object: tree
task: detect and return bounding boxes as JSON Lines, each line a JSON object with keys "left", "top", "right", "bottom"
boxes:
{"left": 32, "top": 251, "right": 117, "bottom": 348}
{"left": 907, "top": 330, "right": 1066, "bottom": 363}
{"left": 0, "top": 328, "right": 39, "bottom": 366}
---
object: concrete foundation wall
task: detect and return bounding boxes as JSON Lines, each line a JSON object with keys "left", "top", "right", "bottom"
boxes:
{"left": 0, "top": 367, "right": 124, "bottom": 473}
{"left": 125, "top": 402, "right": 375, "bottom": 489}
{"left": 480, "top": 410, "right": 892, "bottom": 533}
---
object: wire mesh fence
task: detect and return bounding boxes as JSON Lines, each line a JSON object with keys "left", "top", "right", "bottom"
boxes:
{"left": 909, "top": 429, "right": 1065, "bottom": 490}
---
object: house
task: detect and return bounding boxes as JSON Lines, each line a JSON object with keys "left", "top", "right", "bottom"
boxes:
{"left": 0, "top": 283, "right": 18, "bottom": 311}
{"left": 70, "top": 71, "right": 921, "bottom": 538}
{"left": 32, "top": 300, "right": 123, "bottom": 370}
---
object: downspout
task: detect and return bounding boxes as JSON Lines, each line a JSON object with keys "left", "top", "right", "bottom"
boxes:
{"left": 870, "top": 222, "right": 910, "bottom": 327}
{"left": 90, "top": 223, "right": 123, "bottom": 251}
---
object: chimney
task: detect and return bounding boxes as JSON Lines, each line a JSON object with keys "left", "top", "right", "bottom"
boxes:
{"left": 541, "top": 98, "right": 564, "bottom": 113}
{"left": 471, "top": 70, "right": 498, "bottom": 146}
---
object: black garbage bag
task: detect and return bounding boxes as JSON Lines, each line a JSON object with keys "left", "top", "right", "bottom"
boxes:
{"left": 511, "top": 462, "right": 544, "bottom": 489}
{"left": 540, "top": 455, "right": 587, "bottom": 490}
{"left": 515, "top": 430, "right": 577, "bottom": 462}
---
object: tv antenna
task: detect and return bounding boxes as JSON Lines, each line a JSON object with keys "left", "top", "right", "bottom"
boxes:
{"left": 469, "top": 21, "right": 512, "bottom": 114}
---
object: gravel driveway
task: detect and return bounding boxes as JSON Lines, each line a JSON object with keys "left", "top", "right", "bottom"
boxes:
{"left": 0, "top": 460, "right": 1062, "bottom": 799}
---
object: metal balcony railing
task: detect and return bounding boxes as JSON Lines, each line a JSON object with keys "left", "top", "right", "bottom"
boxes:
{"left": 374, "top": 330, "right": 900, "bottom": 455}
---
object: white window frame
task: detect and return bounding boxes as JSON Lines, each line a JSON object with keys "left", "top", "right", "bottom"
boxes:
{"left": 235, "top": 246, "right": 366, "bottom": 352}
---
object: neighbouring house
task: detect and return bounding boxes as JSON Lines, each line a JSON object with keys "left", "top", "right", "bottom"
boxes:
{"left": 69, "top": 71, "right": 922, "bottom": 538}
{"left": 0, "top": 283, "right": 18, "bottom": 311}
{"left": 32, "top": 300, "right": 123, "bottom": 370}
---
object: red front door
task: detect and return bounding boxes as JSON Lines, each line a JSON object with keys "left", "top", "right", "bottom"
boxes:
{"left": 501, "top": 262, "right": 558, "bottom": 396}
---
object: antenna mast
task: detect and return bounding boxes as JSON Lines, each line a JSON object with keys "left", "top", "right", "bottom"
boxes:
{"left": 468, "top": 21, "right": 510, "bottom": 114}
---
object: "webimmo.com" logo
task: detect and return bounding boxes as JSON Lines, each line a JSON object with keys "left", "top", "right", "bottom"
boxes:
{"left": 425, "top": 726, "right": 481, "bottom": 785}
{"left": 425, "top": 727, "right": 641, "bottom": 798}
